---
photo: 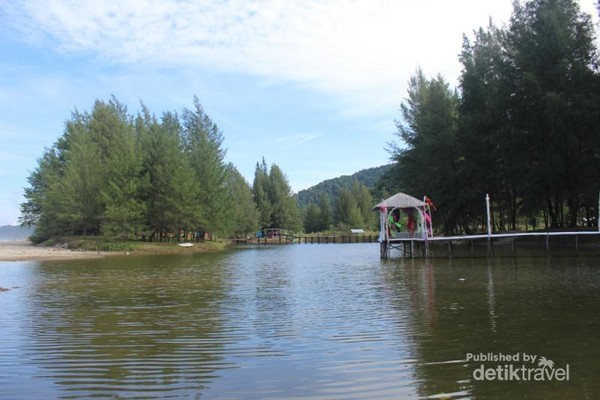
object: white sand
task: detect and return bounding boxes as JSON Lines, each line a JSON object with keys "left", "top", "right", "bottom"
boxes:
{"left": 0, "top": 240, "right": 103, "bottom": 262}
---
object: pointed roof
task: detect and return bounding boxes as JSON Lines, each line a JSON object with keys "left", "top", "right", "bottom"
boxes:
{"left": 372, "top": 192, "right": 425, "bottom": 210}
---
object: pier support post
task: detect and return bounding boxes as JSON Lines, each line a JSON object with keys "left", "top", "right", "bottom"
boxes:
{"left": 380, "top": 241, "right": 389, "bottom": 259}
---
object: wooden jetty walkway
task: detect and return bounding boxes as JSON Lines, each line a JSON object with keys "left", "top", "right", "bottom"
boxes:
{"left": 380, "top": 231, "right": 600, "bottom": 259}
{"left": 374, "top": 192, "right": 600, "bottom": 259}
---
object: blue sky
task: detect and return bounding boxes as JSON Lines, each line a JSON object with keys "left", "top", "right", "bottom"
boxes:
{"left": 0, "top": 0, "right": 597, "bottom": 225}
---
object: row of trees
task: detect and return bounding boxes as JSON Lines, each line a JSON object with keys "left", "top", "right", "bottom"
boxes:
{"left": 251, "top": 159, "right": 380, "bottom": 234}
{"left": 389, "top": 0, "right": 600, "bottom": 233}
{"left": 21, "top": 96, "right": 263, "bottom": 242}
{"left": 253, "top": 158, "right": 303, "bottom": 232}
{"left": 21, "top": 96, "right": 376, "bottom": 242}
{"left": 303, "top": 180, "right": 376, "bottom": 233}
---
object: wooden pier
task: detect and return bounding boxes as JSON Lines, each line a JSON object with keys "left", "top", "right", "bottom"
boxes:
{"left": 380, "top": 231, "right": 600, "bottom": 259}
{"left": 233, "top": 234, "right": 378, "bottom": 245}
{"left": 374, "top": 191, "right": 600, "bottom": 259}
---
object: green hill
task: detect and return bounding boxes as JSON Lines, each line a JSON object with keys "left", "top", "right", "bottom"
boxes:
{"left": 296, "top": 164, "right": 393, "bottom": 208}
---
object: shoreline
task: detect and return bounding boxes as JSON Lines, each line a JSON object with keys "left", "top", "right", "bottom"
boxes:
{"left": 0, "top": 240, "right": 107, "bottom": 262}
{"left": 0, "top": 239, "right": 225, "bottom": 262}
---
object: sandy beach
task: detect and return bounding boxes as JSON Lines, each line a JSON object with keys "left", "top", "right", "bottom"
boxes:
{"left": 0, "top": 240, "right": 103, "bottom": 262}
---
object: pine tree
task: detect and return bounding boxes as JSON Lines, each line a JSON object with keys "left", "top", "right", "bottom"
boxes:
{"left": 268, "top": 164, "right": 302, "bottom": 231}
{"left": 93, "top": 98, "right": 145, "bottom": 237}
{"left": 253, "top": 158, "right": 272, "bottom": 228}
{"left": 335, "top": 188, "right": 363, "bottom": 228}
{"left": 252, "top": 159, "right": 301, "bottom": 231}
{"left": 317, "top": 194, "right": 332, "bottom": 231}
{"left": 139, "top": 109, "right": 203, "bottom": 239}
{"left": 390, "top": 69, "right": 462, "bottom": 233}
{"left": 223, "top": 164, "right": 259, "bottom": 236}
{"left": 50, "top": 127, "right": 104, "bottom": 236}
{"left": 352, "top": 180, "right": 375, "bottom": 229}
{"left": 303, "top": 204, "right": 322, "bottom": 233}
{"left": 182, "top": 97, "right": 228, "bottom": 234}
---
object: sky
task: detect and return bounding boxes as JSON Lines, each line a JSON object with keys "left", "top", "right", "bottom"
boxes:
{"left": 0, "top": 0, "right": 598, "bottom": 226}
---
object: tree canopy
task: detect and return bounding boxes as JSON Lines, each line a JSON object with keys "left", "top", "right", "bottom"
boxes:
{"left": 21, "top": 96, "right": 258, "bottom": 242}
{"left": 389, "top": 0, "right": 600, "bottom": 233}
{"left": 252, "top": 159, "right": 302, "bottom": 231}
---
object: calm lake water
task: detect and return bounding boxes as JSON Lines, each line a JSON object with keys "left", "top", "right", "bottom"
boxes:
{"left": 1, "top": 244, "right": 599, "bottom": 399}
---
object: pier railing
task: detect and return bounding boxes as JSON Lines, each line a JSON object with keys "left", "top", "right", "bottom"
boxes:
{"left": 380, "top": 231, "right": 600, "bottom": 259}
{"left": 232, "top": 234, "right": 378, "bottom": 245}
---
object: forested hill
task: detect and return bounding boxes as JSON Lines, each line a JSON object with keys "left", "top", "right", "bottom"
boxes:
{"left": 296, "top": 164, "right": 392, "bottom": 208}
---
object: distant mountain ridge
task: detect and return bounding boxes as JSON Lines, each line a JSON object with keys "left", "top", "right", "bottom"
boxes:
{"left": 297, "top": 164, "right": 393, "bottom": 208}
{"left": 0, "top": 225, "right": 33, "bottom": 241}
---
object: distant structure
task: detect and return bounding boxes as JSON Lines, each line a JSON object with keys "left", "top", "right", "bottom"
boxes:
{"left": 374, "top": 192, "right": 600, "bottom": 259}
{"left": 373, "top": 192, "right": 434, "bottom": 259}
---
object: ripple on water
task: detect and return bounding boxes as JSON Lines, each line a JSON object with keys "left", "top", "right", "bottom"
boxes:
{"left": 1, "top": 248, "right": 599, "bottom": 399}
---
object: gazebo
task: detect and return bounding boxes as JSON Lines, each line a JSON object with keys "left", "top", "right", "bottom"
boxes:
{"left": 373, "top": 192, "right": 434, "bottom": 258}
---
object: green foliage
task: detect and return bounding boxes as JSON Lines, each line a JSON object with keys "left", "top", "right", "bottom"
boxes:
{"left": 303, "top": 204, "right": 322, "bottom": 233}
{"left": 223, "top": 164, "right": 259, "bottom": 236}
{"left": 252, "top": 159, "right": 302, "bottom": 231}
{"left": 390, "top": 69, "right": 462, "bottom": 233}
{"left": 96, "top": 99, "right": 145, "bottom": 237}
{"left": 333, "top": 181, "right": 375, "bottom": 229}
{"left": 297, "top": 166, "right": 387, "bottom": 233}
{"left": 317, "top": 194, "right": 332, "bottom": 231}
{"left": 302, "top": 194, "right": 334, "bottom": 233}
{"left": 387, "top": 0, "right": 600, "bottom": 233}
{"left": 21, "top": 96, "right": 240, "bottom": 241}
{"left": 253, "top": 158, "right": 273, "bottom": 228}
{"left": 48, "top": 125, "right": 105, "bottom": 236}
{"left": 182, "top": 97, "right": 228, "bottom": 234}
{"left": 297, "top": 165, "right": 392, "bottom": 208}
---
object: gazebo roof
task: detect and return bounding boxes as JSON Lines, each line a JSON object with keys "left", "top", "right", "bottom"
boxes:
{"left": 372, "top": 192, "right": 425, "bottom": 210}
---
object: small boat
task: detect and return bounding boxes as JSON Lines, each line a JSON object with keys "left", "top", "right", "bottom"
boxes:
{"left": 177, "top": 242, "right": 194, "bottom": 248}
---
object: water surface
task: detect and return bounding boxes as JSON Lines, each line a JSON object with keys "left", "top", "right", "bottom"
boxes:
{"left": 0, "top": 244, "right": 599, "bottom": 399}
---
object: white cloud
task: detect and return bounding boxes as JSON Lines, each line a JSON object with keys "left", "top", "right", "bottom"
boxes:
{"left": 4, "top": 0, "right": 521, "bottom": 95}
{"left": 3, "top": 0, "right": 597, "bottom": 131}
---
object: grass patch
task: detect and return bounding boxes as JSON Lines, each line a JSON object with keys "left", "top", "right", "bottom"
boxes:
{"left": 39, "top": 236, "right": 227, "bottom": 255}
{"left": 40, "top": 237, "right": 138, "bottom": 252}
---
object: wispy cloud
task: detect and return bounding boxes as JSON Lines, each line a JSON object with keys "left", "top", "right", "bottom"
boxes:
{"left": 275, "top": 133, "right": 321, "bottom": 149}
{"left": 3, "top": 0, "right": 518, "bottom": 97}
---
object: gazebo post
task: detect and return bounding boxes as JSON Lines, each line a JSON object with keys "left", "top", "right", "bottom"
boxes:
{"left": 379, "top": 203, "right": 389, "bottom": 259}
{"left": 419, "top": 201, "right": 430, "bottom": 258}
{"left": 380, "top": 241, "right": 388, "bottom": 259}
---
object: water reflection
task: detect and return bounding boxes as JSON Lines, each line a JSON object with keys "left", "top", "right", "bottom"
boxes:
{"left": 486, "top": 262, "right": 496, "bottom": 333}
{"left": 202, "top": 246, "right": 419, "bottom": 399}
{"left": 381, "top": 256, "right": 600, "bottom": 399}
{"left": 1, "top": 246, "right": 599, "bottom": 399}
{"left": 13, "top": 254, "right": 232, "bottom": 399}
